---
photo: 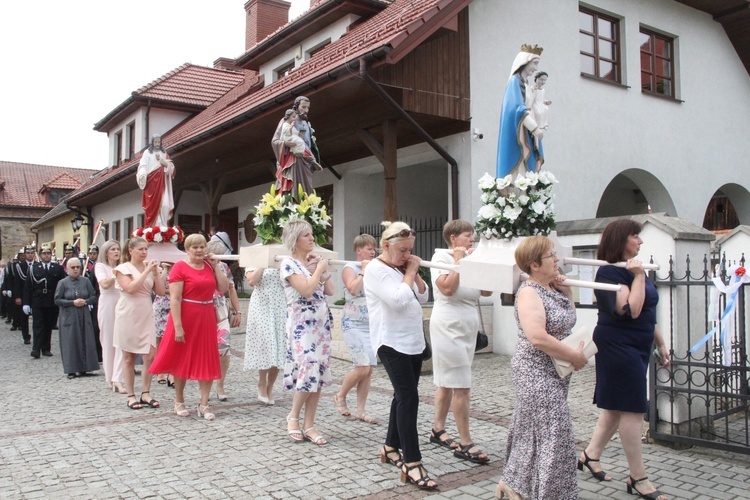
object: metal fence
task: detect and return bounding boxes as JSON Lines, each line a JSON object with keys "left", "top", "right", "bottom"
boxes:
{"left": 649, "top": 252, "right": 750, "bottom": 454}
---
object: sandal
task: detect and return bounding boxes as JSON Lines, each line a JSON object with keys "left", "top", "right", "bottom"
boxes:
{"left": 113, "top": 382, "right": 127, "bottom": 394}
{"left": 429, "top": 428, "right": 458, "bottom": 450}
{"left": 627, "top": 476, "right": 666, "bottom": 500}
{"left": 126, "top": 395, "right": 143, "bottom": 410}
{"left": 139, "top": 391, "right": 160, "bottom": 408}
{"left": 174, "top": 401, "right": 189, "bottom": 417}
{"left": 197, "top": 404, "right": 215, "bottom": 421}
{"left": 380, "top": 446, "right": 403, "bottom": 468}
{"left": 333, "top": 394, "right": 350, "bottom": 417}
{"left": 453, "top": 442, "right": 490, "bottom": 464}
{"left": 495, "top": 480, "right": 523, "bottom": 500}
{"left": 400, "top": 462, "right": 438, "bottom": 490}
{"left": 578, "top": 449, "right": 611, "bottom": 481}
{"left": 303, "top": 427, "right": 328, "bottom": 445}
{"left": 286, "top": 416, "right": 303, "bottom": 442}
{"left": 354, "top": 411, "right": 378, "bottom": 425}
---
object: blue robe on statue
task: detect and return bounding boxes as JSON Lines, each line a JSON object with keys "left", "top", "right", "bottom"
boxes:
{"left": 496, "top": 74, "right": 544, "bottom": 178}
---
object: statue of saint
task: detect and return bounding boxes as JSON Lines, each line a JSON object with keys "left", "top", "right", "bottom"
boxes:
{"left": 496, "top": 44, "right": 545, "bottom": 179}
{"left": 272, "top": 96, "right": 322, "bottom": 199}
{"left": 137, "top": 135, "right": 175, "bottom": 227}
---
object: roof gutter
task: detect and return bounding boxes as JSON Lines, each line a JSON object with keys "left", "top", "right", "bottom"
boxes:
{"left": 70, "top": 46, "right": 392, "bottom": 203}
{"left": 359, "top": 61, "right": 459, "bottom": 220}
{"left": 170, "top": 45, "right": 392, "bottom": 155}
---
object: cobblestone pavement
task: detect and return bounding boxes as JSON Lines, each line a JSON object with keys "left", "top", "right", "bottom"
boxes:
{"left": 1, "top": 319, "right": 749, "bottom": 499}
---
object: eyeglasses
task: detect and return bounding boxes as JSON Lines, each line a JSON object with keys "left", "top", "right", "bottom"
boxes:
{"left": 541, "top": 251, "right": 557, "bottom": 260}
{"left": 386, "top": 229, "right": 416, "bottom": 240}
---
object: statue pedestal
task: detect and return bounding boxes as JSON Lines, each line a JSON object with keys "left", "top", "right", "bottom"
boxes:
{"left": 240, "top": 243, "right": 338, "bottom": 269}
{"left": 147, "top": 242, "right": 186, "bottom": 264}
{"left": 460, "top": 236, "right": 526, "bottom": 293}
{"left": 460, "top": 231, "right": 571, "bottom": 293}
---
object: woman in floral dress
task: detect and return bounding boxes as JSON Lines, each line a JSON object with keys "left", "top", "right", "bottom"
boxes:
{"left": 333, "top": 234, "right": 378, "bottom": 423}
{"left": 153, "top": 263, "right": 172, "bottom": 386}
{"left": 496, "top": 236, "right": 587, "bottom": 499}
{"left": 280, "top": 220, "right": 333, "bottom": 445}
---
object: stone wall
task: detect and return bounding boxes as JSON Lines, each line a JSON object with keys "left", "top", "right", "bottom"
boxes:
{"left": 0, "top": 208, "right": 46, "bottom": 258}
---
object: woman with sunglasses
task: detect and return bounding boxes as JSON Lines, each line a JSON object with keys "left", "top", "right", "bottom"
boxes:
{"left": 363, "top": 222, "right": 436, "bottom": 490}
{"left": 496, "top": 236, "right": 586, "bottom": 500}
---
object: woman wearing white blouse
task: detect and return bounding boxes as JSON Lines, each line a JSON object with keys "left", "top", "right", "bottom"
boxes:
{"left": 363, "top": 221, "right": 436, "bottom": 491}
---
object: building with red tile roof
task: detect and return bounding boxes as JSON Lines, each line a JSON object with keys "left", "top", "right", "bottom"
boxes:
{"left": 62, "top": 0, "right": 750, "bottom": 259}
{"left": 0, "top": 162, "right": 93, "bottom": 258}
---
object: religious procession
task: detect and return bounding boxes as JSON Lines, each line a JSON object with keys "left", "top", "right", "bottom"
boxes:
{"left": 3, "top": 1, "right": 749, "bottom": 499}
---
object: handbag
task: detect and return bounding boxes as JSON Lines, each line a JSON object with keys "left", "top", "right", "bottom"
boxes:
{"left": 422, "top": 334, "right": 432, "bottom": 360}
{"left": 551, "top": 326, "right": 598, "bottom": 378}
{"left": 475, "top": 300, "right": 489, "bottom": 351}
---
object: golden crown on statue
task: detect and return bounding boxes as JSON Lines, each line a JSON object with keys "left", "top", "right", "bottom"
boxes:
{"left": 521, "top": 43, "right": 543, "bottom": 55}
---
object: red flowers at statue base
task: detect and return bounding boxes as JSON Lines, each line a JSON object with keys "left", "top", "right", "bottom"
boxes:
{"left": 132, "top": 226, "right": 185, "bottom": 244}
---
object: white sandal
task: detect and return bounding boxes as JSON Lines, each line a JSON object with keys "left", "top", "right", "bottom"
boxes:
{"left": 197, "top": 404, "right": 215, "bottom": 421}
{"left": 174, "top": 401, "right": 189, "bottom": 417}
{"left": 303, "top": 427, "right": 328, "bottom": 445}
{"left": 286, "top": 416, "right": 303, "bottom": 442}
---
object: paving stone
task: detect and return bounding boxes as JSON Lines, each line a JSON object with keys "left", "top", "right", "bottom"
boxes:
{"left": 1, "top": 323, "right": 749, "bottom": 498}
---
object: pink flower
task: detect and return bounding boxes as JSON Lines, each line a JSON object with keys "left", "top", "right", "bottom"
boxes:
{"left": 737, "top": 267, "right": 746, "bottom": 277}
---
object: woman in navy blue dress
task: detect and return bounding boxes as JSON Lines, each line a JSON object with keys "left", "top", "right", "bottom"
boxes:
{"left": 579, "top": 220, "right": 670, "bottom": 500}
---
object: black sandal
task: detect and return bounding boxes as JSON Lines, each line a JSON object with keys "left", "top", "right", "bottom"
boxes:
{"left": 139, "top": 391, "right": 160, "bottom": 408}
{"left": 453, "top": 442, "right": 490, "bottom": 464}
{"left": 400, "top": 462, "right": 438, "bottom": 490}
{"left": 578, "top": 449, "right": 610, "bottom": 481}
{"left": 127, "top": 395, "right": 143, "bottom": 410}
{"left": 380, "top": 446, "right": 404, "bottom": 468}
{"left": 429, "top": 428, "right": 458, "bottom": 450}
{"left": 627, "top": 476, "right": 664, "bottom": 499}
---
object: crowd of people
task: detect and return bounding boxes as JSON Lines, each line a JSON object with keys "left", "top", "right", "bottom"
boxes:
{"left": 2, "top": 217, "right": 670, "bottom": 498}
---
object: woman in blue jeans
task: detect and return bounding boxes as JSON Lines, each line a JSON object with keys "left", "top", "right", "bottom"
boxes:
{"left": 363, "top": 221, "right": 435, "bottom": 490}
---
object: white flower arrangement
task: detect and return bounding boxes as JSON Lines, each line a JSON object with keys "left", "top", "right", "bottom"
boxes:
{"left": 475, "top": 171, "right": 558, "bottom": 240}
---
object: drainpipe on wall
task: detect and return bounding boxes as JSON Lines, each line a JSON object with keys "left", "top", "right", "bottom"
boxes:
{"left": 145, "top": 100, "right": 152, "bottom": 147}
{"left": 359, "top": 62, "right": 460, "bottom": 219}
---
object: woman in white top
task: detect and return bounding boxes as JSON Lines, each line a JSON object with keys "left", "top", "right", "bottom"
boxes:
{"left": 429, "top": 220, "right": 491, "bottom": 465}
{"left": 363, "top": 221, "right": 436, "bottom": 491}
{"left": 95, "top": 240, "right": 126, "bottom": 394}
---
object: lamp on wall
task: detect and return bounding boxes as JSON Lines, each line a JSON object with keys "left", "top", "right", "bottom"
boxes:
{"left": 71, "top": 213, "right": 87, "bottom": 232}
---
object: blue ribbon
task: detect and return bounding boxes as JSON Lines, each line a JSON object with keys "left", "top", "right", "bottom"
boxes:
{"left": 689, "top": 275, "right": 741, "bottom": 354}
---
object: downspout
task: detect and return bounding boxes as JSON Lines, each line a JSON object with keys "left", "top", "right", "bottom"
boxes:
{"left": 359, "top": 61, "right": 459, "bottom": 219}
{"left": 145, "top": 100, "right": 152, "bottom": 147}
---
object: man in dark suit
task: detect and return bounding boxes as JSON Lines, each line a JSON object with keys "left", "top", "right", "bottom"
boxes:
{"left": 12, "top": 247, "right": 36, "bottom": 344}
{"left": 1, "top": 252, "right": 21, "bottom": 328}
{"left": 23, "top": 246, "right": 66, "bottom": 358}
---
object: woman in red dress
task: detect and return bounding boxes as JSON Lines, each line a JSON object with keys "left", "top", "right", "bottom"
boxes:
{"left": 149, "top": 234, "right": 230, "bottom": 420}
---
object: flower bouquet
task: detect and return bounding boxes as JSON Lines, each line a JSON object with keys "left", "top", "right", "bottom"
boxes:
{"left": 251, "top": 184, "right": 331, "bottom": 246}
{"left": 474, "top": 171, "right": 558, "bottom": 240}
{"left": 458, "top": 170, "right": 560, "bottom": 294}
{"left": 132, "top": 225, "right": 185, "bottom": 243}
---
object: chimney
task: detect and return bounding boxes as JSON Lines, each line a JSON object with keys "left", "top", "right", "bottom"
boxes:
{"left": 213, "top": 57, "right": 243, "bottom": 73}
{"left": 244, "top": 0, "right": 292, "bottom": 51}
